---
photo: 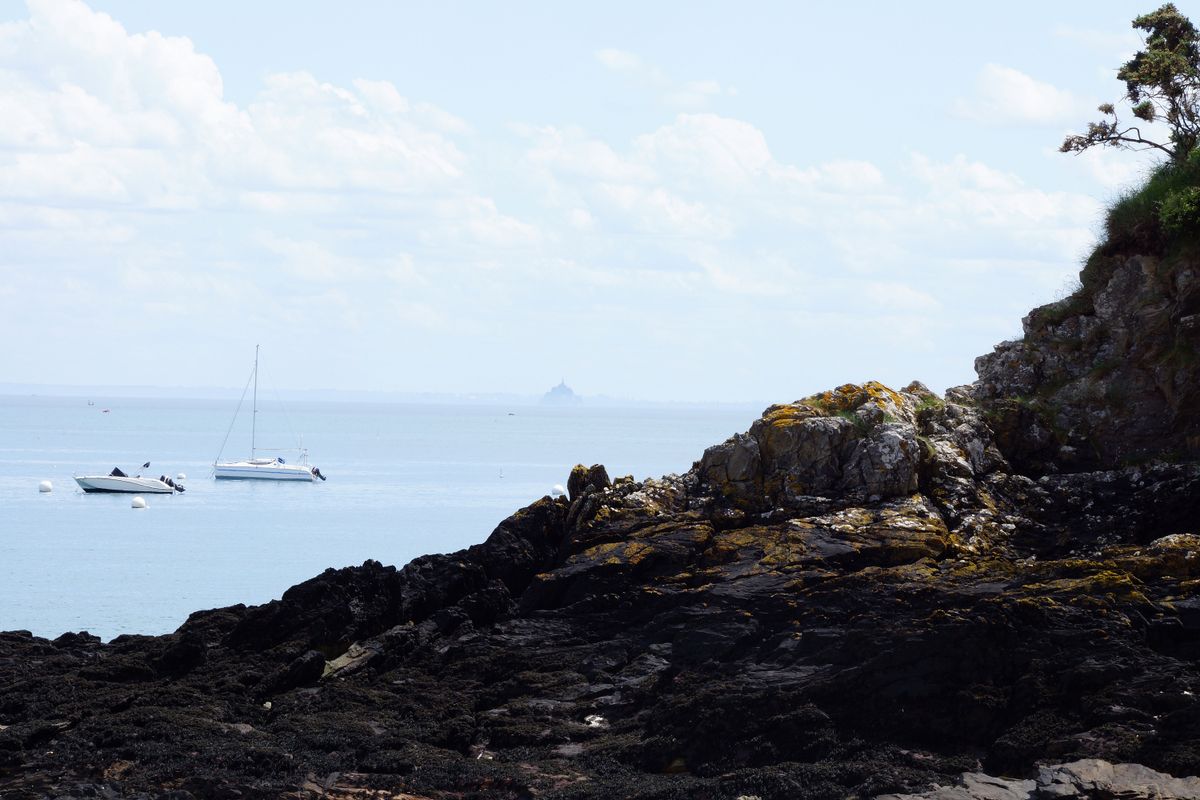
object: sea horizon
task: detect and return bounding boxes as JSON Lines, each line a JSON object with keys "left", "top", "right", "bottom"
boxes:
{"left": 0, "top": 380, "right": 773, "bottom": 409}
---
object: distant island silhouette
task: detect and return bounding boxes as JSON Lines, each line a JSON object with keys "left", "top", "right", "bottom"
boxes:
{"left": 541, "top": 379, "right": 581, "bottom": 405}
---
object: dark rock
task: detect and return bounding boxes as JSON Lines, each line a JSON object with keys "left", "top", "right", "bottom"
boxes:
{"left": 976, "top": 253, "right": 1200, "bottom": 472}
{"left": 567, "top": 462, "right": 610, "bottom": 501}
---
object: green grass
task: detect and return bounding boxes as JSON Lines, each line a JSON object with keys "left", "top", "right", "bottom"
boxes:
{"left": 915, "top": 395, "right": 944, "bottom": 414}
{"left": 1088, "top": 356, "right": 1122, "bottom": 381}
{"left": 1066, "top": 150, "right": 1200, "bottom": 306}
{"left": 1160, "top": 339, "right": 1198, "bottom": 367}
{"left": 835, "top": 409, "right": 872, "bottom": 435}
{"left": 1098, "top": 152, "right": 1200, "bottom": 256}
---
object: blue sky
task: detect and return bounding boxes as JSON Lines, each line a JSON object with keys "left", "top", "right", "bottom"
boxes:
{"left": 0, "top": 0, "right": 1180, "bottom": 400}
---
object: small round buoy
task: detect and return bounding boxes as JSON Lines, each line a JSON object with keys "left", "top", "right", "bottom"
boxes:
{"left": 551, "top": 484, "right": 566, "bottom": 497}
{"left": 38, "top": 480, "right": 52, "bottom": 493}
{"left": 131, "top": 496, "right": 147, "bottom": 509}
{"left": 176, "top": 473, "right": 186, "bottom": 482}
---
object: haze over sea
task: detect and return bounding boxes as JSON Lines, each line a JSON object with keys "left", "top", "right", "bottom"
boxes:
{"left": 0, "top": 393, "right": 754, "bottom": 641}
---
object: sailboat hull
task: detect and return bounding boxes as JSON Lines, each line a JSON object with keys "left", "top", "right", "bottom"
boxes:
{"left": 214, "top": 460, "right": 316, "bottom": 481}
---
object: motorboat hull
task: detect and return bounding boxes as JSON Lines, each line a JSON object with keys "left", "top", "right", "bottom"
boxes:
{"left": 214, "top": 460, "right": 317, "bottom": 481}
{"left": 75, "top": 476, "right": 177, "bottom": 494}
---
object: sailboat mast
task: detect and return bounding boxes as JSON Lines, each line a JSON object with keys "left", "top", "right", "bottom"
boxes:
{"left": 251, "top": 344, "right": 259, "bottom": 459}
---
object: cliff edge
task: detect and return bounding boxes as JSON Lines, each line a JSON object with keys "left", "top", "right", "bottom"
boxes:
{"left": 975, "top": 171, "right": 1200, "bottom": 474}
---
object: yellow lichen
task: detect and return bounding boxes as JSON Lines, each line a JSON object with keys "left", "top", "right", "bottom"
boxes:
{"left": 802, "top": 381, "right": 907, "bottom": 415}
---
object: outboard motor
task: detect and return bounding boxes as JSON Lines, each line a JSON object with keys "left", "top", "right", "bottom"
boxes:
{"left": 312, "top": 467, "right": 326, "bottom": 481}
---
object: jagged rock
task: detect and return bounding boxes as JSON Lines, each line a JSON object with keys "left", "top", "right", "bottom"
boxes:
{"left": 567, "top": 463, "right": 611, "bottom": 501}
{"left": 700, "top": 381, "right": 932, "bottom": 509}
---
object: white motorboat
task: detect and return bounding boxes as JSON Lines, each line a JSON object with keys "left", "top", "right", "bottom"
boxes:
{"left": 75, "top": 465, "right": 184, "bottom": 494}
{"left": 213, "top": 346, "right": 326, "bottom": 482}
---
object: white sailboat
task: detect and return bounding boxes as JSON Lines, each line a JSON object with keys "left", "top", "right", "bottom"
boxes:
{"left": 213, "top": 346, "right": 326, "bottom": 482}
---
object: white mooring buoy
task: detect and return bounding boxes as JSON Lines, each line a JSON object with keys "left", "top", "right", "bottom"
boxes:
{"left": 38, "top": 480, "right": 52, "bottom": 493}
{"left": 131, "top": 496, "right": 147, "bottom": 509}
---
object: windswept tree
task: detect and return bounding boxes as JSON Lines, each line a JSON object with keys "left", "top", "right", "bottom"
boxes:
{"left": 1062, "top": 3, "right": 1200, "bottom": 163}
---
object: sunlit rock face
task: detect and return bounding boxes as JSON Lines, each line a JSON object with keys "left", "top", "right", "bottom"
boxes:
{"left": 697, "top": 381, "right": 1010, "bottom": 541}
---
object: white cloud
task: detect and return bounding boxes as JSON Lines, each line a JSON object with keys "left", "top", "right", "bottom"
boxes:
{"left": 954, "top": 64, "right": 1087, "bottom": 126}
{"left": 510, "top": 104, "right": 1100, "bottom": 328}
{"left": 664, "top": 80, "right": 727, "bottom": 110}
{"left": 599, "top": 183, "right": 730, "bottom": 238}
{"left": 595, "top": 47, "right": 732, "bottom": 110}
{"left": 247, "top": 71, "right": 466, "bottom": 192}
{"left": 595, "top": 47, "right": 643, "bottom": 73}
{"left": 450, "top": 196, "right": 542, "bottom": 247}
{"left": 908, "top": 153, "right": 1097, "bottom": 233}
{"left": 635, "top": 114, "right": 774, "bottom": 182}
{"left": 1065, "top": 145, "right": 1157, "bottom": 190}
{"left": 523, "top": 125, "right": 653, "bottom": 182}
{"left": 808, "top": 161, "right": 886, "bottom": 193}
{"left": 0, "top": 0, "right": 546, "bottom": 375}
{"left": 0, "top": 0, "right": 515, "bottom": 249}
{"left": 568, "top": 208, "right": 595, "bottom": 230}
{"left": 866, "top": 282, "right": 941, "bottom": 312}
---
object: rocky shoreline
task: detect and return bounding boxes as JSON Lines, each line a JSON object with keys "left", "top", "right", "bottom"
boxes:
{"left": 2, "top": 252, "right": 1200, "bottom": 798}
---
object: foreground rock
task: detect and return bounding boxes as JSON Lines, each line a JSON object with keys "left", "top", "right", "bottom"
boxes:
{"left": 2, "top": 371, "right": 1200, "bottom": 798}
{"left": 879, "top": 759, "right": 1200, "bottom": 800}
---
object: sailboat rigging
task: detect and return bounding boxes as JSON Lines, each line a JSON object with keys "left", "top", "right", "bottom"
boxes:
{"left": 213, "top": 346, "right": 326, "bottom": 482}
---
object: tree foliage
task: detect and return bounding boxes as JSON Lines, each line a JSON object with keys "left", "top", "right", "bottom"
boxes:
{"left": 1062, "top": 4, "right": 1200, "bottom": 163}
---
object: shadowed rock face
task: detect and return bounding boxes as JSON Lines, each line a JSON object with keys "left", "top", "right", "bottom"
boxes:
{"left": 976, "top": 254, "right": 1200, "bottom": 474}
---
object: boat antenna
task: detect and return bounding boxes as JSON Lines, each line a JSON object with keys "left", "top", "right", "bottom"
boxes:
{"left": 251, "top": 344, "right": 259, "bottom": 460}
{"left": 212, "top": 352, "right": 256, "bottom": 470}
{"left": 270, "top": 381, "right": 304, "bottom": 458}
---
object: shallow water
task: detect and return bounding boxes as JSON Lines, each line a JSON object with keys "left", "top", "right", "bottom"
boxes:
{"left": 0, "top": 395, "right": 755, "bottom": 639}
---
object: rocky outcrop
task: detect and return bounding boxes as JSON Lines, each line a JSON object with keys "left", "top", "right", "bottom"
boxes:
{"left": 976, "top": 253, "right": 1200, "bottom": 473}
{"left": 3, "top": 367, "right": 1200, "bottom": 798}
{"left": 699, "top": 382, "right": 967, "bottom": 509}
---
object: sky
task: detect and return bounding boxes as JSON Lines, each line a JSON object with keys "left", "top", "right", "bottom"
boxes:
{"left": 0, "top": 0, "right": 1181, "bottom": 401}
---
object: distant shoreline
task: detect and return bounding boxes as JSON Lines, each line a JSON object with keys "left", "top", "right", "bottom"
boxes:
{"left": 0, "top": 383, "right": 766, "bottom": 409}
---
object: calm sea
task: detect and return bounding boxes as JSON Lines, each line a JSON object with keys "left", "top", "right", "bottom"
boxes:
{"left": 0, "top": 395, "right": 756, "bottom": 640}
